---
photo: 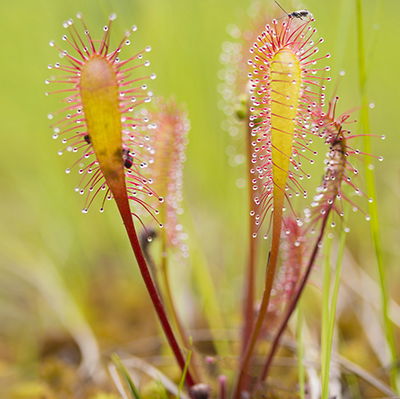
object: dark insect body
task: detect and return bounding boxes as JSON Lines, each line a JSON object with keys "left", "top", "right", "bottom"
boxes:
{"left": 274, "top": 1, "right": 313, "bottom": 20}
{"left": 122, "top": 148, "right": 133, "bottom": 169}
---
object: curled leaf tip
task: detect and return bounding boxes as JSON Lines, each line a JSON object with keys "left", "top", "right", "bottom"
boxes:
{"left": 306, "top": 97, "right": 372, "bottom": 226}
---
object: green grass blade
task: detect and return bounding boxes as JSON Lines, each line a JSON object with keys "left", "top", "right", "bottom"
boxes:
{"left": 321, "top": 233, "right": 332, "bottom": 399}
{"left": 296, "top": 306, "right": 306, "bottom": 399}
{"left": 355, "top": 0, "right": 399, "bottom": 392}
{"left": 155, "top": 381, "right": 169, "bottom": 399}
{"left": 176, "top": 347, "right": 192, "bottom": 399}
{"left": 112, "top": 354, "right": 142, "bottom": 399}
{"left": 322, "top": 218, "right": 348, "bottom": 399}
{"left": 184, "top": 212, "right": 231, "bottom": 357}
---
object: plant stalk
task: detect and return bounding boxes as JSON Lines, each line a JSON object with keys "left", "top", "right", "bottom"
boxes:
{"left": 321, "top": 215, "right": 347, "bottom": 398}
{"left": 258, "top": 207, "right": 332, "bottom": 383}
{"left": 219, "top": 376, "right": 227, "bottom": 399}
{"left": 355, "top": 0, "right": 399, "bottom": 392}
{"left": 296, "top": 305, "right": 306, "bottom": 399}
{"left": 234, "top": 207, "right": 283, "bottom": 398}
{"left": 321, "top": 233, "right": 333, "bottom": 398}
{"left": 116, "top": 196, "right": 195, "bottom": 387}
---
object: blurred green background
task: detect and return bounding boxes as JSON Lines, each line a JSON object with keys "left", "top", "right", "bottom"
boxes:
{"left": 0, "top": 0, "right": 399, "bottom": 395}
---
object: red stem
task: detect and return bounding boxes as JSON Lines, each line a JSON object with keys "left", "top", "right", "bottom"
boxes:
{"left": 258, "top": 207, "right": 332, "bottom": 384}
{"left": 219, "top": 375, "right": 227, "bottom": 399}
{"left": 115, "top": 193, "right": 195, "bottom": 387}
{"left": 234, "top": 205, "right": 284, "bottom": 399}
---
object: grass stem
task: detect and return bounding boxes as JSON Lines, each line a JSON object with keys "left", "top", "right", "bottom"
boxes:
{"left": 355, "top": 0, "right": 399, "bottom": 391}
{"left": 296, "top": 306, "right": 306, "bottom": 399}
{"left": 321, "top": 230, "right": 333, "bottom": 398}
{"left": 321, "top": 217, "right": 347, "bottom": 399}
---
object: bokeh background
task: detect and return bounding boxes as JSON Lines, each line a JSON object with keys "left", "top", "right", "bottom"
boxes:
{"left": 0, "top": 0, "right": 399, "bottom": 396}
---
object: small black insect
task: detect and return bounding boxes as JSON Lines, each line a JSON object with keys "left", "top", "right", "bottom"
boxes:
{"left": 84, "top": 134, "right": 91, "bottom": 144}
{"left": 122, "top": 148, "right": 133, "bottom": 169}
{"left": 274, "top": 1, "right": 313, "bottom": 20}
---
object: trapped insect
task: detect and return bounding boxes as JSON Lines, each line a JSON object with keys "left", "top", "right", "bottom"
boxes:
{"left": 274, "top": 1, "right": 313, "bottom": 20}
{"left": 122, "top": 148, "right": 134, "bottom": 169}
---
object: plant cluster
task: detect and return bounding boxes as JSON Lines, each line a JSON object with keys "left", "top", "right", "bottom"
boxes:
{"left": 47, "top": 5, "right": 393, "bottom": 399}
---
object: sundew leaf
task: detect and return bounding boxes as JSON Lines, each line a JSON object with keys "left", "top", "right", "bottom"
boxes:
{"left": 47, "top": 14, "right": 161, "bottom": 222}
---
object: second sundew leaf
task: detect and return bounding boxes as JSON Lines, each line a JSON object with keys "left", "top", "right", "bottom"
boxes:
{"left": 235, "top": 18, "right": 332, "bottom": 395}
{"left": 249, "top": 18, "right": 332, "bottom": 239}
{"left": 270, "top": 49, "right": 302, "bottom": 234}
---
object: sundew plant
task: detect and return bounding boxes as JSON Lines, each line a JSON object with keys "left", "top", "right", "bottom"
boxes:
{"left": 40, "top": 2, "right": 398, "bottom": 399}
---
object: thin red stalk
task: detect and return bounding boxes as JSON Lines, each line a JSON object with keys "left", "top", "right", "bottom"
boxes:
{"left": 115, "top": 195, "right": 195, "bottom": 387}
{"left": 234, "top": 204, "right": 284, "bottom": 399}
{"left": 219, "top": 375, "right": 227, "bottom": 399}
{"left": 258, "top": 206, "right": 332, "bottom": 384}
